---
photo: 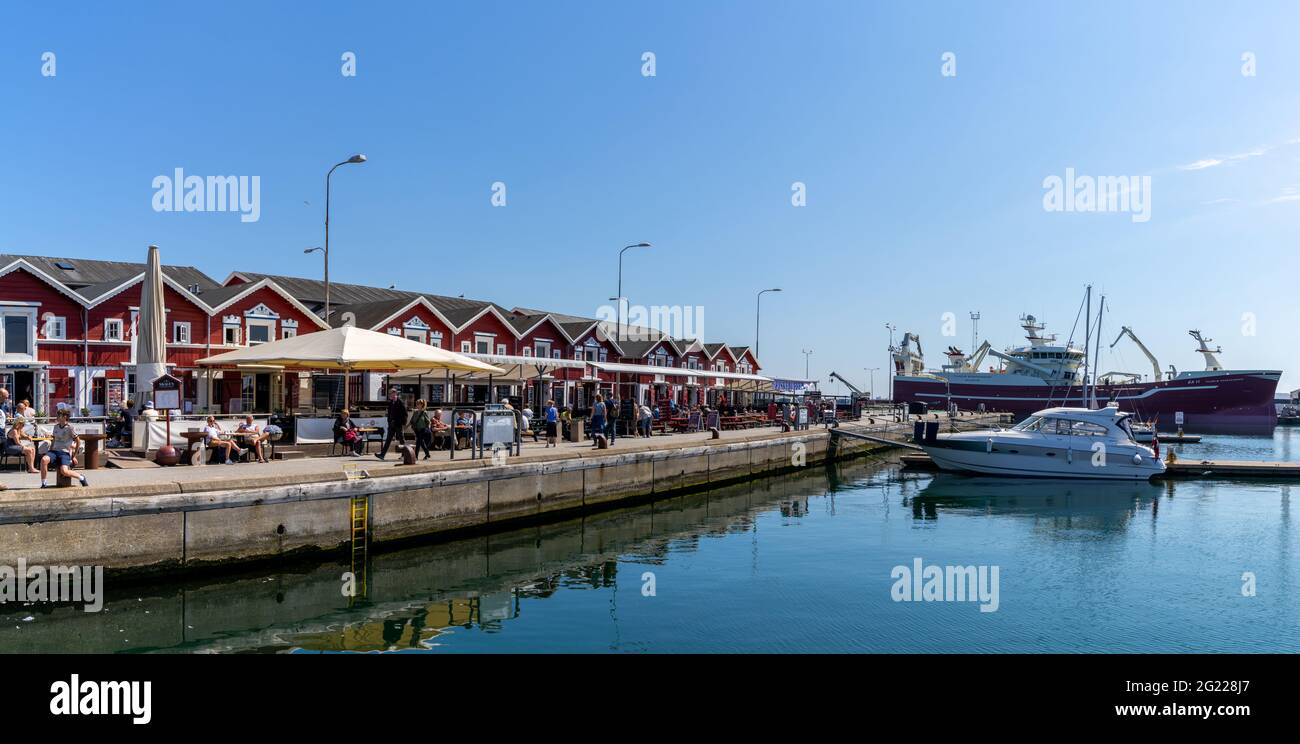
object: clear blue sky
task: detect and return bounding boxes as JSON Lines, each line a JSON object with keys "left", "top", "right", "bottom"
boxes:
{"left": 4, "top": 1, "right": 1300, "bottom": 392}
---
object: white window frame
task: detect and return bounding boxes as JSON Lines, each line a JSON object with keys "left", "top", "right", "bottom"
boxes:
{"left": 246, "top": 318, "right": 275, "bottom": 346}
{"left": 104, "top": 318, "right": 124, "bottom": 342}
{"left": 172, "top": 321, "right": 191, "bottom": 344}
{"left": 45, "top": 315, "right": 67, "bottom": 340}
{"left": 0, "top": 307, "right": 38, "bottom": 361}
{"left": 282, "top": 327, "right": 297, "bottom": 339}
{"left": 496, "top": 343, "right": 507, "bottom": 356}
{"left": 430, "top": 332, "right": 443, "bottom": 349}
{"left": 224, "top": 324, "right": 241, "bottom": 345}
{"left": 474, "top": 334, "right": 494, "bottom": 354}
{"left": 461, "top": 341, "right": 472, "bottom": 353}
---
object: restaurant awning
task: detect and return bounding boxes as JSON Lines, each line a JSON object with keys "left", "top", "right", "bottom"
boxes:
{"left": 588, "top": 361, "right": 696, "bottom": 378}
{"left": 197, "top": 326, "right": 503, "bottom": 374}
{"left": 393, "top": 353, "right": 585, "bottom": 382}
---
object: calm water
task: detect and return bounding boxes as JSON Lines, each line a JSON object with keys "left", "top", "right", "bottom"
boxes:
{"left": 3, "top": 442, "right": 1298, "bottom": 653}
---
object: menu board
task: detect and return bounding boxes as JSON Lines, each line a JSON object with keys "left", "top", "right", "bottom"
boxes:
{"left": 153, "top": 374, "right": 182, "bottom": 411}
{"left": 106, "top": 380, "right": 124, "bottom": 411}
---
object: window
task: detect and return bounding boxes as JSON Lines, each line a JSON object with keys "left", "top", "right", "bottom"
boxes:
{"left": 248, "top": 324, "right": 271, "bottom": 344}
{"left": 92, "top": 378, "right": 106, "bottom": 406}
{"left": 534, "top": 341, "right": 551, "bottom": 357}
{"left": 474, "top": 334, "right": 493, "bottom": 354}
{"left": 224, "top": 325, "right": 240, "bottom": 345}
{"left": 496, "top": 344, "right": 506, "bottom": 356}
{"left": 282, "top": 327, "right": 296, "bottom": 339}
{"left": 3, "top": 316, "right": 30, "bottom": 355}
{"left": 430, "top": 332, "right": 443, "bottom": 349}
{"left": 553, "top": 350, "right": 561, "bottom": 359}
{"left": 246, "top": 319, "right": 274, "bottom": 345}
{"left": 405, "top": 330, "right": 427, "bottom": 344}
{"left": 104, "top": 319, "right": 123, "bottom": 341}
{"left": 172, "top": 321, "right": 190, "bottom": 344}
{"left": 522, "top": 347, "right": 532, "bottom": 357}
{"left": 461, "top": 341, "right": 472, "bottom": 353}
{"left": 45, "top": 316, "right": 67, "bottom": 340}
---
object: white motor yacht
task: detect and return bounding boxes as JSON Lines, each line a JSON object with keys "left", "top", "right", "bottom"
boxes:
{"left": 917, "top": 404, "right": 1165, "bottom": 480}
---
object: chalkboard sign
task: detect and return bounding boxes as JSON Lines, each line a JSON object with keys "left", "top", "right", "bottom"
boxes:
{"left": 152, "top": 373, "right": 182, "bottom": 411}
{"left": 619, "top": 398, "right": 635, "bottom": 421}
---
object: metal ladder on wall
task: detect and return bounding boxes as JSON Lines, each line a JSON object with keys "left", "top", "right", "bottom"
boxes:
{"left": 349, "top": 494, "right": 369, "bottom": 604}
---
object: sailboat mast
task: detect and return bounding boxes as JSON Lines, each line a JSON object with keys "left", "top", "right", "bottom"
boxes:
{"left": 1092, "top": 295, "right": 1105, "bottom": 409}
{"left": 1083, "top": 285, "right": 1091, "bottom": 407}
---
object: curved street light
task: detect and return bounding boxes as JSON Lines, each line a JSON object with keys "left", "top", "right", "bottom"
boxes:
{"left": 616, "top": 242, "right": 652, "bottom": 342}
{"left": 323, "top": 154, "right": 367, "bottom": 326}
{"left": 755, "top": 288, "right": 782, "bottom": 357}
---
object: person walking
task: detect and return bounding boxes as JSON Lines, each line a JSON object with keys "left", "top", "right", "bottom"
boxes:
{"left": 606, "top": 393, "right": 618, "bottom": 446}
{"left": 590, "top": 394, "right": 606, "bottom": 448}
{"left": 411, "top": 399, "right": 433, "bottom": 460}
{"left": 376, "top": 387, "right": 409, "bottom": 460}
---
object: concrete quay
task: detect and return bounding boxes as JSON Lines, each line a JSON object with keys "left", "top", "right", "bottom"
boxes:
{"left": 0, "top": 416, "right": 963, "bottom": 576}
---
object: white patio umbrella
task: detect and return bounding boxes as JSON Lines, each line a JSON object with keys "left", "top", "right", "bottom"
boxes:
{"left": 135, "top": 245, "right": 169, "bottom": 407}
{"left": 197, "top": 325, "right": 504, "bottom": 408}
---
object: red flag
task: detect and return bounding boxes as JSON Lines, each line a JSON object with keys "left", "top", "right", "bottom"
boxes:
{"left": 1151, "top": 425, "right": 1160, "bottom": 460}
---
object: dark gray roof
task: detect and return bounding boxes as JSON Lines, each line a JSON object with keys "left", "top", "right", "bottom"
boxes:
{"left": 1, "top": 253, "right": 219, "bottom": 292}
{"left": 703, "top": 343, "right": 731, "bottom": 358}
{"left": 231, "top": 271, "right": 503, "bottom": 328}
{"left": 334, "top": 298, "right": 416, "bottom": 330}
{"left": 186, "top": 283, "right": 253, "bottom": 307}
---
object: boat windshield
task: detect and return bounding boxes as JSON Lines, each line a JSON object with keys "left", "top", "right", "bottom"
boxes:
{"left": 1012, "top": 416, "right": 1043, "bottom": 432}
{"left": 1117, "top": 418, "right": 1136, "bottom": 441}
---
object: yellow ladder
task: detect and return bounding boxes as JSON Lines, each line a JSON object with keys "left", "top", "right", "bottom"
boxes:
{"left": 349, "top": 495, "right": 369, "bottom": 602}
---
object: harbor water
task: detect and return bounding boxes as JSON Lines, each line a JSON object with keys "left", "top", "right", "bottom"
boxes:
{"left": 3, "top": 431, "right": 1299, "bottom": 653}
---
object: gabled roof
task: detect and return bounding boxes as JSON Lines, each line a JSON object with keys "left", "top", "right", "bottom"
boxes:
{"left": 2, "top": 253, "right": 219, "bottom": 292}
{"left": 229, "top": 271, "right": 512, "bottom": 334}
{"left": 203, "top": 278, "right": 330, "bottom": 329}
{"left": 702, "top": 343, "right": 733, "bottom": 360}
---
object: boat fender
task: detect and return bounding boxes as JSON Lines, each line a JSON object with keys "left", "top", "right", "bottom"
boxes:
{"left": 1067, "top": 446, "right": 1072, "bottom": 464}
{"left": 1132, "top": 453, "right": 1143, "bottom": 465}
{"left": 985, "top": 437, "right": 992, "bottom": 454}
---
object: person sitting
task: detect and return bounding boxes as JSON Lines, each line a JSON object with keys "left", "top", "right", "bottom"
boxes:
{"left": 5, "top": 418, "right": 39, "bottom": 473}
{"left": 456, "top": 411, "right": 475, "bottom": 448}
{"left": 430, "top": 409, "right": 451, "bottom": 450}
{"left": 521, "top": 406, "right": 538, "bottom": 442}
{"left": 203, "top": 415, "right": 244, "bottom": 464}
{"left": 237, "top": 414, "right": 270, "bottom": 463}
{"left": 141, "top": 400, "right": 160, "bottom": 421}
{"left": 40, "top": 409, "right": 88, "bottom": 487}
{"left": 333, "top": 408, "right": 364, "bottom": 455}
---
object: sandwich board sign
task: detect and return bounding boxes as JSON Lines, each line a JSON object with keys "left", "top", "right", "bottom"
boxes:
{"left": 152, "top": 374, "right": 183, "bottom": 411}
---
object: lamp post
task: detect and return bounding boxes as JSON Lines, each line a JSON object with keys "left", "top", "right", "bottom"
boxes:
{"left": 616, "top": 242, "right": 651, "bottom": 342}
{"left": 801, "top": 348, "right": 813, "bottom": 379}
{"left": 884, "top": 323, "right": 896, "bottom": 402}
{"left": 323, "top": 154, "right": 367, "bottom": 326}
{"left": 754, "top": 288, "right": 781, "bottom": 357}
{"left": 864, "top": 367, "right": 879, "bottom": 401}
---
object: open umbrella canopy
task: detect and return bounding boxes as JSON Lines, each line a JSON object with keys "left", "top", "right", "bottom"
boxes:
{"left": 197, "top": 325, "right": 505, "bottom": 374}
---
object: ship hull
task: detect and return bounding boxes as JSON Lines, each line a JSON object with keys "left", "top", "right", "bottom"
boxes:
{"left": 893, "top": 371, "right": 1281, "bottom": 433}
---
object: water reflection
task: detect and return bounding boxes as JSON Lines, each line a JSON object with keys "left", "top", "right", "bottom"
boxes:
{"left": 3, "top": 449, "right": 1294, "bottom": 654}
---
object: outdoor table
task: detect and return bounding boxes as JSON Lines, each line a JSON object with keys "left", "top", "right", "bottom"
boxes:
{"left": 355, "top": 427, "right": 381, "bottom": 454}
{"left": 80, "top": 433, "right": 106, "bottom": 469}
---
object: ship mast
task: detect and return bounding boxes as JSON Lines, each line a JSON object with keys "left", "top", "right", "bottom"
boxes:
{"left": 1083, "top": 285, "right": 1091, "bottom": 408}
{"left": 1091, "top": 294, "right": 1105, "bottom": 409}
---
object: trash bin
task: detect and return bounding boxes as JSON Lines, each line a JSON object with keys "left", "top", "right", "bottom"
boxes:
{"left": 567, "top": 418, "right": 584, "bottom": 442}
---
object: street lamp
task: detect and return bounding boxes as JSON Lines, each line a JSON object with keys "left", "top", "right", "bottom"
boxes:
{"left": 754, "top": 288, "right": 781, "bottom": 357}
{"left": 616, "top": 242, "right": 651, "bottom": 342}
{"left": 864, "top": 367, "right": 879, "bottom": 401}
{"left": 323, "top": 154, "right": 367, "bottom": 326}
{"left": 801, "top": 348, "right": 813, "bottom": 379}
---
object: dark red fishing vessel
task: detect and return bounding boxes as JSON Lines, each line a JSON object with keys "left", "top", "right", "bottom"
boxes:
{"left": 890, "top": 310, "right": 1280, "bottom": 434}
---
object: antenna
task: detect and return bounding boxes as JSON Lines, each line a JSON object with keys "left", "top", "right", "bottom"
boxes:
{"left": 969, "top": 311, "right": 980, "bottom": 353}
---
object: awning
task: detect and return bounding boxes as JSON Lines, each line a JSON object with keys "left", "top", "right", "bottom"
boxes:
{"left": 394, "top": 353, "right": 585, "bottom": 382}
{"left": 588, "top": 361, "right": 696, "bottom": 378}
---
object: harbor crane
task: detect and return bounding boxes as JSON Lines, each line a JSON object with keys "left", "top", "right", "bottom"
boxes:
{"left": 1110, "top": 326, "right": 1162, "bottom": 381}
{"left": 828, "top": 371, "right": 866, "bottom": 397}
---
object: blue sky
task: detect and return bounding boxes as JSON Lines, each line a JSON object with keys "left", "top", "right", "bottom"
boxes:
{"left": 3, "top": 1, "right": 1300, "bottom": 392}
